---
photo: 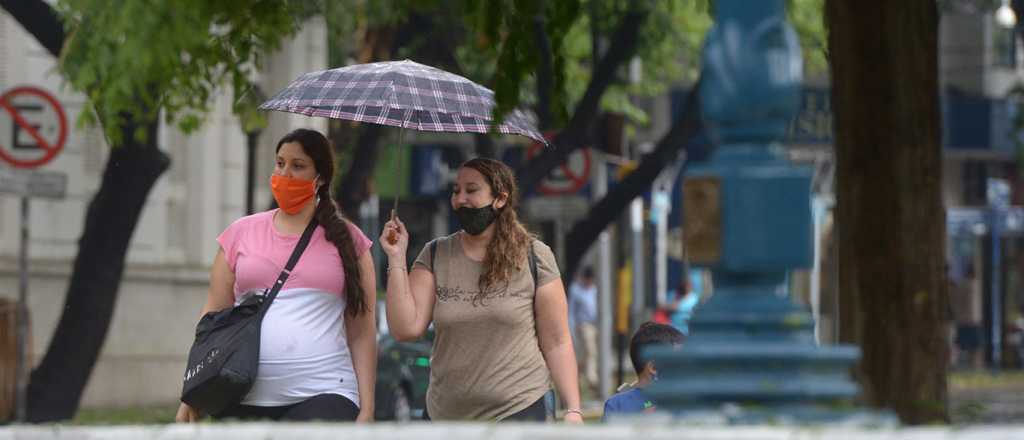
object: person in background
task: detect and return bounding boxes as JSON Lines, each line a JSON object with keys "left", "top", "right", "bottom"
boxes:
{"left": 665, "top": 269, "right": 705, "bottom": 335}
{"left": 951, "top": 267, "right": 984, "bottom": 369}
{"left": 602, "top": 322, "right": 684, "bottom": 420}
{"left": 568, "top": 266, "right": 599, "bottom": 396}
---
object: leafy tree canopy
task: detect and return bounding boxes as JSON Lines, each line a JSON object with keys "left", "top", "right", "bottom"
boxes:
{"left": 324, "top": 0, "right": 824, "bottom": 134}
{"left": 56, "top": 0, "right": 825, "bottom": 144}
{"left": 55, "top": 0, "right": 313, "bottom": 143}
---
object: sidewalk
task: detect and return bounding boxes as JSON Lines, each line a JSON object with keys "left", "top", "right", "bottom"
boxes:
{"left": 950, "top": 371, "right": 1024, "bottom": 424}
{"left": 2, "top": 423, "right": 1024, "bottom": 439}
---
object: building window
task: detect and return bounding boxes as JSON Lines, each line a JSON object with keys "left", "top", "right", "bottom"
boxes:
{"left": 993, "top": 21, "right": 1018, "bottom": 68}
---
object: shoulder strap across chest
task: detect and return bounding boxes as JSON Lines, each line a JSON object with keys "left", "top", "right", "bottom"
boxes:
{"left": 430, "top": 238, "right": 538, "bottom": 292}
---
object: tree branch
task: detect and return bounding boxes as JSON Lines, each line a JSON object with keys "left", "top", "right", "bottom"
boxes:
{"left": 1, "top": 0, "right": 65, "bottom": 58}
{"left": 533, "top": 0, "right": 554, "bottom": 131}
{"left": 563, "top": 79, "right": 704, "bottom": 282}
{"left": 515, "top": 4, "right": 649, "bottom": 193}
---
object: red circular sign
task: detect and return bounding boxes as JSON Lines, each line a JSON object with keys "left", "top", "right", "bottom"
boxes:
{"left": 0, "top": 86, "right": 68, "bottom": 169}
{"left": 527, "top": 132, "right": 592, "bottom": 196}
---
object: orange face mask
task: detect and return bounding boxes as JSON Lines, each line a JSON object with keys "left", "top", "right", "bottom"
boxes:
{"left": 270, "top": 174, "right": 318, "bottom": 214}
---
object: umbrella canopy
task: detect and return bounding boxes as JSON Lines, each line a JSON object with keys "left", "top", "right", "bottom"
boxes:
{"left": 259, "top": 59, "right": 545, "bottom": 144}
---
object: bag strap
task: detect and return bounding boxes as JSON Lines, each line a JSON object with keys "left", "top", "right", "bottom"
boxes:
{"left": 430, "top": 239, "right": 437, "bottom": 273}
{"left": 261, "top": 217, "right": 319, "bottom": 312}
{"left": 527, "top": 240, "right": 538, "bottom": 293}
{"left": 431, "top": 237, "right": 537, "bottom": 291}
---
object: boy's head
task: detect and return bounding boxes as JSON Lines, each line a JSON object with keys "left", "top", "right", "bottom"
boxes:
{"left": 629, "top": 322, "right": 685, "bottom": 382}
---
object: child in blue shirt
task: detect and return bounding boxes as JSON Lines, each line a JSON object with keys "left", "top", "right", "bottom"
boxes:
{"left": 602, "top": 322, "right": 684, "bottom": 420}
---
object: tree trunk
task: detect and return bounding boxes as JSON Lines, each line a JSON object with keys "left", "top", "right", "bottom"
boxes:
{"left": 826, "top": 0, "right": 949, "bottom": 424}
{"left": 27, "top": 120, "right": 169, "bottom": 421}
{"left": 533, "top": 0, "right": 554, "bottom": 131}
{"left": 3, "top": 0, "right": 172, "bottom": 422}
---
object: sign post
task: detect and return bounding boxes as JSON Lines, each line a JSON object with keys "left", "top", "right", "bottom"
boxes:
{"left": 988, "top": 178, "right": 1010, "bottom": 369}
{"left": 0, "top": 86, "right": 68, "bottom": 422}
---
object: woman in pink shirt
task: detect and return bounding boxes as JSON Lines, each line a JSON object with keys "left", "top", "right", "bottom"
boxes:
{"left": 176, "top": 129, "right": 377, "bottom": 422}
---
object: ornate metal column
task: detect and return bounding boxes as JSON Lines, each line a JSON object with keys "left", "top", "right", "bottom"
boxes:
{"left": 646, "top": 0, "right": 885, "bottom": 424}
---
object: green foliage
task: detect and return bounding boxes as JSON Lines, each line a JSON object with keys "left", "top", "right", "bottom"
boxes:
{"left": 554, "top": 0, "right": 711, "bottom": 128}
{"left": 462, "top": 0, "right": 582, "bottom": 125}
{"left": 787, "top": 0, "right": 827, "bottom": 76}
{"left": 322, "top": 0, "right": 438, "bottom": 67}
{"left": 56, "top": 0, "right": 309, "bottom": 145}
{"left": 444, "top": 0, "right": 703, "bottom": 129}
{"left": 323, "top": 0, "right": 364, "bottom": 67}
{"left": 311, "top": 0, "right": 827, "bottom": 140}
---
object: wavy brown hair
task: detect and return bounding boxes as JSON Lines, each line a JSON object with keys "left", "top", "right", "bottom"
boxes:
{"left": 460, "top": 158, "right": 537, "bottom": 292}
{"left": 276, "top": 129, "right": 368, "bottom": 317}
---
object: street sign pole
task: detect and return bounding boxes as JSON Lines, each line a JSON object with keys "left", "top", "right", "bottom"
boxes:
{"left": 987, "top": 178, "right": 1010, "bottom": 370}
{"left": 593, "top": 152, "right": 612, "bottom": 402}
{"left": 0, "top": 85, "right": 69, "bottom": 422}
{"left": 15, "top": 196, "right": 29, "bottom": 422}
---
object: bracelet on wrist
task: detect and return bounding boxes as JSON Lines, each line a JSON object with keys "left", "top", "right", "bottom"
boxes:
{"left": 386, "top": 265, "right": 408, "bottom": 275}
{"left": 564, "top": 408, "right": 583, "bottom": 417}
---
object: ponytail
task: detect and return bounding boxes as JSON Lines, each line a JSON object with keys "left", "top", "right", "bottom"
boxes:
{"left": 315, "top": 185, "right": 367, "bottom": 317}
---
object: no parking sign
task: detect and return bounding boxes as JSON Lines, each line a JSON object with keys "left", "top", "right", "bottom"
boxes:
{"left": 0, "top": 86, "right": 68, "bottom": 169}
{"left": 1, "top": 85, "right": 70, "bottom": 422}
{"left": 526, "top": 133, "right": 592, "bottom": 196}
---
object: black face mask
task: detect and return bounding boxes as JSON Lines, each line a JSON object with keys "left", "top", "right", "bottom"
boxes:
{"left": 455, "top": 203, "right": 498, "bottom": 235}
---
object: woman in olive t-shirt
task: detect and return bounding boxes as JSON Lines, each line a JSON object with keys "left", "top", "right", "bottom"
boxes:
{"left": 379, "top": 158, "right": 583, "bottom": 423}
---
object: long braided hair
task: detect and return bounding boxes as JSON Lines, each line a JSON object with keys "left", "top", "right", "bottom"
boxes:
{"left": 276, "top": 129, "right": 368, "bottom": 317}
{"left": 460, "top": 158, "right": 537, "bottom": 293}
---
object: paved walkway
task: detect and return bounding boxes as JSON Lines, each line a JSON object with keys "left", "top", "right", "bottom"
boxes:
{"left": 950, "top": 381, "right": 1024, "bottom": 424}
{"left": 2, "top": 423, "right": 1024, "bottom": 439}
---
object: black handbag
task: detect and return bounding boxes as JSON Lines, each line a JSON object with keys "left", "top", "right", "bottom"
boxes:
{"left": 180, "top": 218, "right": 318, "bottom": 415}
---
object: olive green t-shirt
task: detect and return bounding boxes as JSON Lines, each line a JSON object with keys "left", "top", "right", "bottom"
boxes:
{"left": 413, "top": 232, "right": 561, "bottom": 420}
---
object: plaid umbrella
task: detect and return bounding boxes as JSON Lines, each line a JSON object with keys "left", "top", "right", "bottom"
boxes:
{"left": 260, "top": 60, "right": 545, "bottom": 242}
{"left": 259, "top": 59, "right": 545, "bottom": 143}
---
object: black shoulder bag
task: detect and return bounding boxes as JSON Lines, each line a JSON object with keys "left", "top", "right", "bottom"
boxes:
{"left": 181, "top": 218, "right": 318, "bottom": 416}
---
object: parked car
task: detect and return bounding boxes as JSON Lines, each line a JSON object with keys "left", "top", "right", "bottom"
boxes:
{"left": 374, "top": 302, "right": 432, "bottom": 421}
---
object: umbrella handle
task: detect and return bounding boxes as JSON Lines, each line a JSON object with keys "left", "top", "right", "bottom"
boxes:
{"left": 388, "top": 127, "right": 406, "bottom": 246}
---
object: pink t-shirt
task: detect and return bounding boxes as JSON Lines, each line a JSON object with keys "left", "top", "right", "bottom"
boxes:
{"left": 217, "top": 209, "right": 372, "bottom": 299}
{"left": 215, "top": 209, "right": 373, "bottom": 407}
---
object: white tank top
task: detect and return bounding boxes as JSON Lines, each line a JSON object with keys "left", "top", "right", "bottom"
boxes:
{"left": 241, "top": 287, "right": 359, "bottom": 407}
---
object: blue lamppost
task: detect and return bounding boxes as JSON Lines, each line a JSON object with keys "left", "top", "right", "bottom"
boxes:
{"left": 646, "top": 0, "right": 884, "bottom": 423}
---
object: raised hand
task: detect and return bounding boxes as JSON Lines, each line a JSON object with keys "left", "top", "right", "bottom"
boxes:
{"left": 379, "top": 217, "right": 409, "bottom": 260}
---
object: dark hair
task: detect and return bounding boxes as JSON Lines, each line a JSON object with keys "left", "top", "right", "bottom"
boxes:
{"left": 629, "top": 321, "right": 684, "bottom": 375}
{"left": 581, "top": 267, "right": 594, "bottom": 280}
{"left": 459, "top": 158, "right": 536, "bottom": 292}
{"left": 276, "top": 128, "right": 367, "bottom": 317}
{"left": 677, "top": 275, "right": 692, "bottom": 295}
